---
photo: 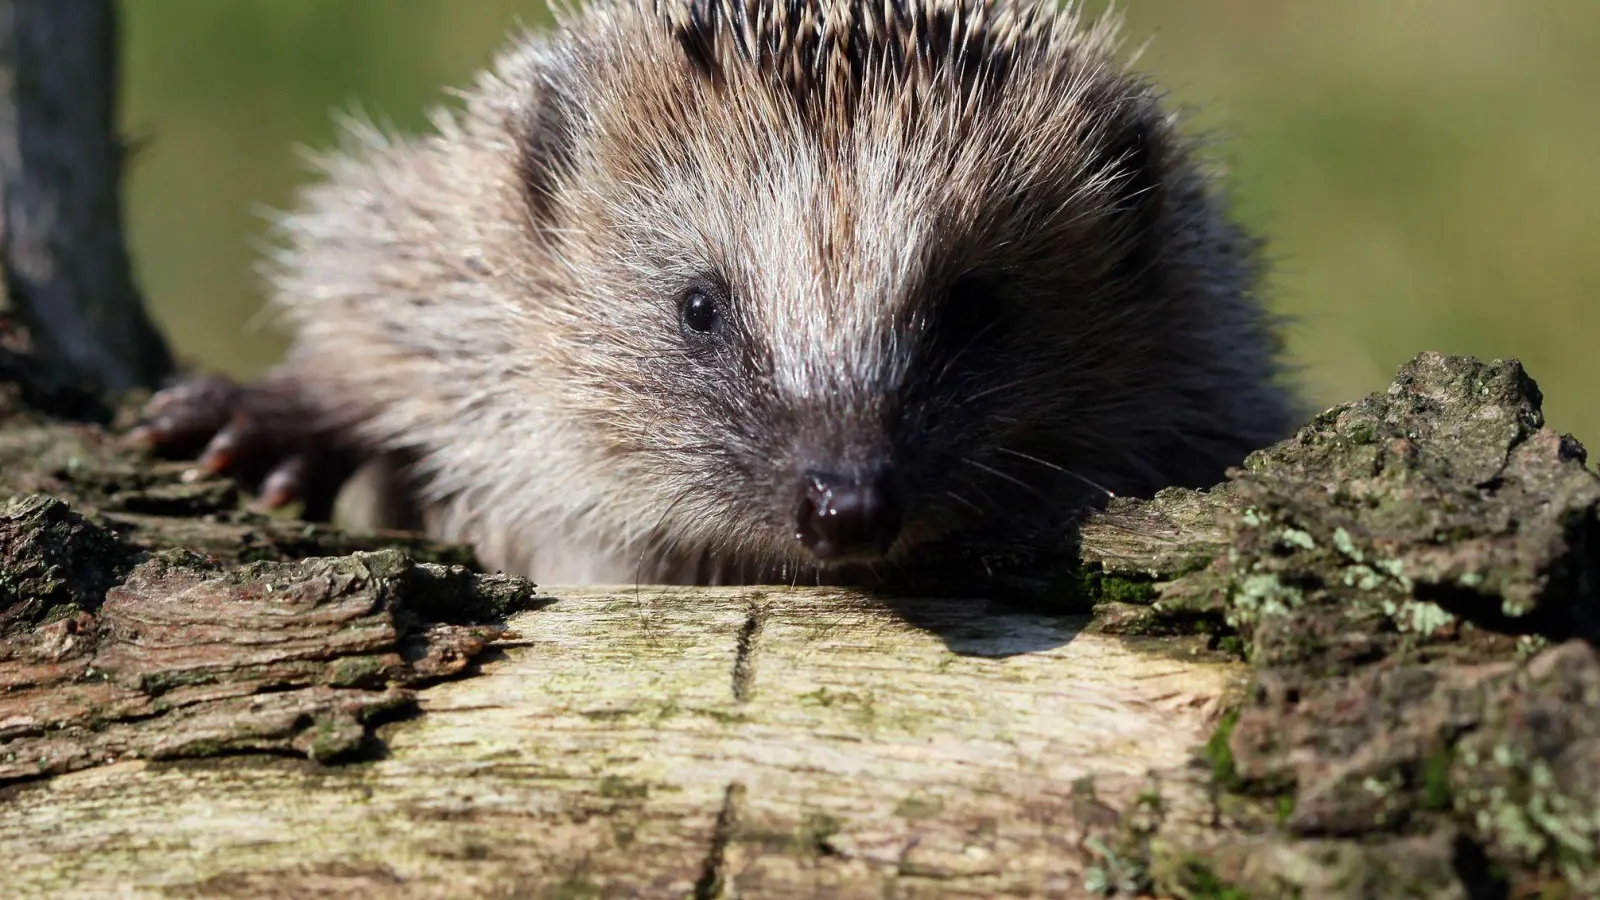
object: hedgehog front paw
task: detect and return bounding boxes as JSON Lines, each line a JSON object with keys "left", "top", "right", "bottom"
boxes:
{"left": 128, "top": 371, "right": 356, "bottom": 519}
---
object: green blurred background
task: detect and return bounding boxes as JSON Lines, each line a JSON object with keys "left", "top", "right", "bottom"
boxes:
{"left": 119, "top": 1, "right": 1600, "bottom": 443}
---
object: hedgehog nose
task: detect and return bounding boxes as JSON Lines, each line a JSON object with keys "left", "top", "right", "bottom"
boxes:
{"left": 794, "top": 470, "right": 901, "bottom": 563}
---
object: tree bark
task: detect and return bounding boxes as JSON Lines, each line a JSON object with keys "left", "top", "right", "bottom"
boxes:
{"left": 0, "top": 0, "right": 172, "bottom": 394}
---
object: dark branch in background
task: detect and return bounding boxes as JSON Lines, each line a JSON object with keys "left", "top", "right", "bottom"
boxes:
{"left": 0, "top": 0, "right": 173, "bottom": 398}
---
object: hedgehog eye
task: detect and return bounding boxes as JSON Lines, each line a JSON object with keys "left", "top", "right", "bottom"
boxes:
{"left": 680, "top": 289, "right": 720, "bottom": 335}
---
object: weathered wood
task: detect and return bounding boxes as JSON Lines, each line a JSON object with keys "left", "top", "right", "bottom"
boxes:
{"left": 2, "top": 585, "right": 1241, "bottom": 898}
{"left": 0, "top": 0, "right": 172, "bottom": 393}
{"left": 0, "top": 513, "right": 517, "bottom": 782}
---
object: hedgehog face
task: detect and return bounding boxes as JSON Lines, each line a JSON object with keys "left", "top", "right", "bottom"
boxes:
{"left": 517, "top": 0, "right": 1233, "bottom": 576}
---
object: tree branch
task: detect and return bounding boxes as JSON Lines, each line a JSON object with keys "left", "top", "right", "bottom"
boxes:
{"left": 0, "top": 0, "right": 172, "bottom": 394}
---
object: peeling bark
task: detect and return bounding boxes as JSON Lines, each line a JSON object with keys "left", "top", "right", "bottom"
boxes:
{"left": 1, "top": 527, "right": 523, "bottom": 781}
{"left": 0, "top": 389, "right": 527, "bottom": 787}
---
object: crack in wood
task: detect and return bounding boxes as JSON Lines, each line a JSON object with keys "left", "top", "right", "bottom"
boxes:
{"left": 730, "top": 597, "right": 765, "bottom": 703}
{"left": 693, "top": 780, "right": 747, "bottom": 900}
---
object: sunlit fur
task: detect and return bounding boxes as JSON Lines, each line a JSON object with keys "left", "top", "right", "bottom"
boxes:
{"left": 264, "top": 0, "right": 1298, "bottom": 584}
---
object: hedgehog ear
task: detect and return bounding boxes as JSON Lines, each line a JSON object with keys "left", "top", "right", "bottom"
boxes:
{"left": 513, "top": 77, "right": 579, "bottom": 220}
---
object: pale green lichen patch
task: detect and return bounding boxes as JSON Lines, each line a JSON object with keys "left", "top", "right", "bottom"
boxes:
{"left": 1331, "top": 527, "right": 1363, "bottom": 563}
{"left": 1447, "top": 643, "right": 1600, "bottom": 894}
{"left": 1275, "top": 527, "right": 1315, "bottom": 552}
{"left": 1225, "top": 570, "right": 1306, "bottom": 626}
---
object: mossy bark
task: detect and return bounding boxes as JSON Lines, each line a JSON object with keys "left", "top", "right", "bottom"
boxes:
{"left": 3, "top": 351, "right": 1598, "bottom": 898}
{"left": 1097, "top": 353, "right": 1600, "bottom": 900}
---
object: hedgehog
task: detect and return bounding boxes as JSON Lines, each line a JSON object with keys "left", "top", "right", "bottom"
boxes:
{"left": 133, "top": 0, "right": 1299, "bottom": 585}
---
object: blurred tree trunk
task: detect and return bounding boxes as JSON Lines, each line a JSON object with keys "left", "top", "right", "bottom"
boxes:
{"left": 0, "top": 0, "right": 172, "bottom": 395}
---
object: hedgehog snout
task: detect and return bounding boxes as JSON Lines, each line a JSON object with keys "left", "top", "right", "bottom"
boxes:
{"left": 792, "top": 468, "right": 902, "bottom": 564}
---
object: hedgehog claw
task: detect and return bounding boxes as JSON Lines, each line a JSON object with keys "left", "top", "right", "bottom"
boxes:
{"left": 257, "top": 455, "right": 309, "bottom": 510}
{"left": 129, "top": 371, "right": 354, "bottom": 520}
{"left": 128, "top": 374, "right": 241, "bottom": 455}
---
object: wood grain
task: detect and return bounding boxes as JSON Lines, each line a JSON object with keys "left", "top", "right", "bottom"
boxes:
{"left": 3, "top": 585, "right": 1241, "bottom": 898}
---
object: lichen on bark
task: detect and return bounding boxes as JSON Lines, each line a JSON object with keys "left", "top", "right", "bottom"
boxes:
{"left": 1087, "top": 352, "right": 1600, "bottom": 899}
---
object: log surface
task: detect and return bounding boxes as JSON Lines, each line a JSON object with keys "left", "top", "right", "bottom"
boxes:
{"left": 3, "top": 586, "right": 1239, "bottom": 898}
